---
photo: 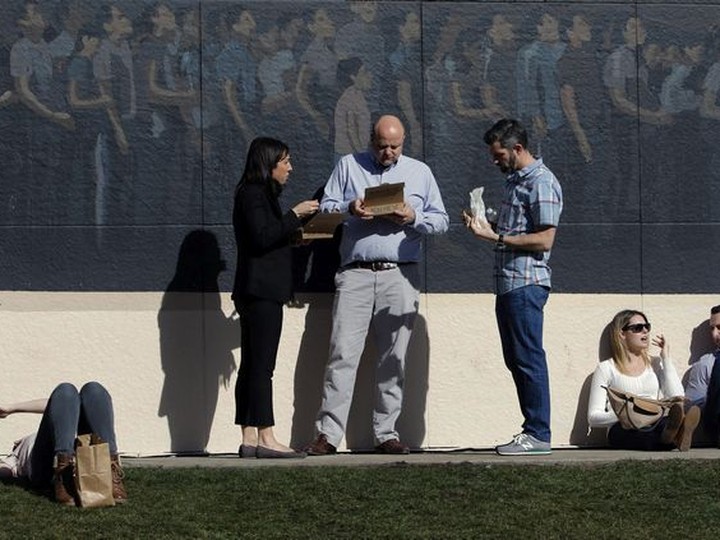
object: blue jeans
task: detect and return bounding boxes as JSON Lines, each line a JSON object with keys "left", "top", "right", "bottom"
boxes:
{"left": 495, "top": 285, "right": 551, "bottom": 442}
{"left": 607, "top": 419, "right": 673, "bottom": 450}
{"left": 29, "top": 382, "right": 118, "bottom": 486}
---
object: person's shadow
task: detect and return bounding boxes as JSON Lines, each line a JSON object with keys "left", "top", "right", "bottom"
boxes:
{"left": 157, "top": 230, "right": 238, "bottom": 454}
{"left": 685, "top": 318, "right": 715, "bottom": 368}
{"left": 569, "top": 323, "right": 613, "bottom": 446}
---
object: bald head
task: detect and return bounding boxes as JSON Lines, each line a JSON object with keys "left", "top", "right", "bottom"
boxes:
{"left": 371, "top": 115, "right": 405, "bottom": 166}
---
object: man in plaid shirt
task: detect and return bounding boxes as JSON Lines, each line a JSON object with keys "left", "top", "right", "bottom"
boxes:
{"left": 464, "top": 118, "right": 563, "bottom": 456}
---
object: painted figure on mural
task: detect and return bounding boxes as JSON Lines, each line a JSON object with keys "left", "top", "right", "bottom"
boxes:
{"left": 0, "top": 6, "right": 15, "bottom": 108}
{"left": 424, "top": 13, "right": 463, "bottom": 160}
{"left": 602, "top": 16, "right": 670, "bottom": 219}
{"left": 556, "top": 14, "right": 616, "bottom": 222}
{"left": 389, "top": 11, "right": 422, "bottom": 156}
{"left": 94, "top": 3, "right": 134, "bottom": 224}
{"left": 0, "top": 7, "right": 21, "bottom": 223}
{"left": 452, "top": 36, "right": 505, "bottom": 123}
{"left": 178, "top": 7, "right": 226, "bottom": 223}
{"left": 47, "top": 1, "right": 94, "bottom": 224}
{"left": 134, "top": 2, "right": 197, "bottom": 224}
{"left": 257, "top": 15, "right": 302, "bottom": 116}
{"left": 450, "top": 33, "right": 505, "bottom": 198}
{"left": 333, "top": 57, "right": 372, "bottom": 161}
{"left": 481, "top": 14, "right": 517, "bottom": 121}
{"left": 452, "top": 14, "right": 518, "bottom": 125}
{"left": 700, "top": 24, "right": 720, "bottom": 122}
{"left": 50, "top": 1, "right": 92, "bottom": 71}
{"left": 335, "top": 1, "right": 385, "bottom": 114}
{"left": 653, "top": 38, "right": 708, "bottom": 217}
{"left": 558, "top": 15, "right": 595, "bottom": 165}
{"left": 10, "top": 0, "right": 74, "bottom": 222}
{"left": 660, "top": 43, "right": 704, "bottom": 115}
{"left": 296, "top": 8, "right": 337, "bottom": 143}
{"left": 699, "top": 24, "right": 720, "bottom": 213}
{"left": 67, "top": 24, "right": 113, "bottom": 223}
{"left": 217, "top": 7, "right": 258, "bottom": 147}
{"left": 216, "top": 7, "right": 259, "bottom": 194}
{"left": 254, "top": 13, "right": 308, "bottom": 167}
{"left": 516, "top": 13, "right": 566, "bottom": 162}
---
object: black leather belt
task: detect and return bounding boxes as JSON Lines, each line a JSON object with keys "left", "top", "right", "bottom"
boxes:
{"left": 346, "top": 261, "right": 413, "bottom": 272}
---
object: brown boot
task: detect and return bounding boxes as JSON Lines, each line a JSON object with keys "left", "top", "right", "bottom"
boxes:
{"left": 111, "top": 455, "right": 128, "bottom": 504}
{"left": 661, "top": 403, "right": 684, "bottom": 445}
{"left": 53, "top": 453, "right": 76, "bottom": 506}
{"left": 675, "top": 405, "right": 701, "bottom": 452}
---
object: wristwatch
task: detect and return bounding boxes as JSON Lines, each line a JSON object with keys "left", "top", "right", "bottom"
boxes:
{"left": 496, "top": 234, "right": 505, "bottom": 248}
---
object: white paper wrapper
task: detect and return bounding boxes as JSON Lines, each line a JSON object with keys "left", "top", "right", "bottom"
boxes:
{"left": 469, "top": 187, "right": 488, "bottom": 225}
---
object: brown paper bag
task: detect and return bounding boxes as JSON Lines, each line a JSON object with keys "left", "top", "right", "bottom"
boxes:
{"left": 74, "top": 434, "right": 115, "bottom": 508}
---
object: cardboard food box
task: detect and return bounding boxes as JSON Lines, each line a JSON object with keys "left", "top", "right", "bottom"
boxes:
{"left": 300, "top": 212, "right": 345, "bottom": 240}
{"left": 363, "top": 183, "right": 405, "bottom": 215}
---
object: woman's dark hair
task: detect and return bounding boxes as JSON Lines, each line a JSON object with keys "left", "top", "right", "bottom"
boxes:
{"left": 237, "top": 136, "right": 289, "bottom": 194}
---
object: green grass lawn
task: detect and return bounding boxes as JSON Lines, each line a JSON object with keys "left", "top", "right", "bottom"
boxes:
{"left": 2, "top": 461, "right": 719, "bottom": 538}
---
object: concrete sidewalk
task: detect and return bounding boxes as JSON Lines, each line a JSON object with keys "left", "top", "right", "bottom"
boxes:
{"left": 122, "top": 447, "right": 720, "bottom": 469}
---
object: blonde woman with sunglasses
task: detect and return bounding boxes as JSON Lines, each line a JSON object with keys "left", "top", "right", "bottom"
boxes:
{"left": 587, "top": 309, "right": 701, "bottom": 451}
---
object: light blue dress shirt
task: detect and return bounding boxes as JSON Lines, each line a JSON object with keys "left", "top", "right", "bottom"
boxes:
{"left": 321, "top": 152, "right": 448, "bottom": 267}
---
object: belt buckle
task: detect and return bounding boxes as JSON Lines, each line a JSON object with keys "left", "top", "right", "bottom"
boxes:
{"left": 372, "top": 261, "right": 394, "bottom": 271}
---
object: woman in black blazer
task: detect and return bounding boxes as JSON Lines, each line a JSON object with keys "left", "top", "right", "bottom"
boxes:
{"left": 232, "top": 137, "right": 318, "bottom": 458}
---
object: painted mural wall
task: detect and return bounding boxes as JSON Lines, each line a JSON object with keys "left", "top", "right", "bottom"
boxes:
{"left": 1, "top": 1, "right": 719, "bottom": 454}
{"left": 1, "top": 0, "right": 718, "bottom": 294}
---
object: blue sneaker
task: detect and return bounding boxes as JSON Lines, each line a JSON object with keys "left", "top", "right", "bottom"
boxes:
{"left": 495, "top": 433, "right": 551, "bottom": 456}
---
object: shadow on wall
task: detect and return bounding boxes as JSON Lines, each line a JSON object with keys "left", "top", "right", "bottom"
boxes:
{"left": 569, "top": 323, "right": 613, "bottom": 446}
{"left": 157, "top": 230, "right": 238, "bottom": 454}
{"left": 289, "top": 299, "right": 429, "bottom": 451}
{"left": 686, "top": 317, "right": 714, "bottom": 368}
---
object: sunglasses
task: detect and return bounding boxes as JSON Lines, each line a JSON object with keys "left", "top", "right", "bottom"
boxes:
{"left": 623, "top": 323, "right": 651, "bottom": 333}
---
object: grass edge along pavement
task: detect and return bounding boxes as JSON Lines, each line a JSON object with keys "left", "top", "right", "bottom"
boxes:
{"left": 2, "top": 458, "right": 720, "bottom": 538}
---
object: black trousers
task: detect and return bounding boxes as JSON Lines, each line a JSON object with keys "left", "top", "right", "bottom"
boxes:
{"left": 234, "top": 297, "right": 283, "bottom": 427}
{"left": 704, "top": 352, "right": 720, "bottom": 439}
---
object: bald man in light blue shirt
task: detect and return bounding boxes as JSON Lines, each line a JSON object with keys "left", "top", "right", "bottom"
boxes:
{"left": 306, "top": 115, "right": 448, "bottom": 455}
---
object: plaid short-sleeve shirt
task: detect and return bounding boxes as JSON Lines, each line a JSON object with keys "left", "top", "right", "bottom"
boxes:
{"left": 494, "top": 158, "right": 563, "bottom": 295}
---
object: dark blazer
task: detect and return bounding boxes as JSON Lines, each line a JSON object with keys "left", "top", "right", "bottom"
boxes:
{"left": 232, "top": 182, "right": 302, "bottom": 304}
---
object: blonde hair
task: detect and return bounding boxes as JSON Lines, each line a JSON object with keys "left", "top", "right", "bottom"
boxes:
{"left": 610, "top": 309, "right": 650, "bottom": 375}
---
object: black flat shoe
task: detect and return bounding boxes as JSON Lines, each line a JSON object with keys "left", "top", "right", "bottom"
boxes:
{"left": 238, "top": 444, "right": 257, "bottom": 458}
{"left": 256, "top": 446, "right": 306, "bottom": 459}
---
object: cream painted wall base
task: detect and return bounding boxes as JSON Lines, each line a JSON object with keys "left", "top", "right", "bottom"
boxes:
{"left": 0, "top": 292, "right": 716, "bottom": 455}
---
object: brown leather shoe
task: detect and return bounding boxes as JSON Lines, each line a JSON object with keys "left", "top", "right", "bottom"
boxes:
{"left": 675, "top": 405, "right": 701, "bottom": 452}
{"left": 53, "top": 453, "right": 76, "bottom": 506}
{"left": 305, "top": 434, "right": 336, "bottom": 456}
{"left": 111, "top": 455, "right": 128, "bottom": 504}
{"left": 375, "top": 439, "right": 409, "bottom": 454}
{"left": 661, "top": 403, "right": 684, "bottom": 445}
